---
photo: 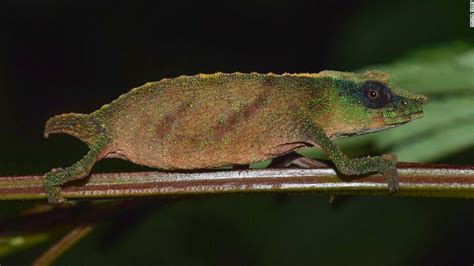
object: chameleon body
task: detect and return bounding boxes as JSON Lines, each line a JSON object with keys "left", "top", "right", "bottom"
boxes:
{"left": 44, "top": 71, "right": 428, "bottom": 203}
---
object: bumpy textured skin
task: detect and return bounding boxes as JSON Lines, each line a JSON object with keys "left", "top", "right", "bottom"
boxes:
{"left": 43, "top": 71, "right": 428, "bottom": 203}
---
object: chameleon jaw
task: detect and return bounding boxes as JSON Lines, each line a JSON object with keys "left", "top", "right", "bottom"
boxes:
{"left": 409, "top": 111, "right": 424, "bottom": 120}
{"left": 383, "top": 111, "right": 424, "bottom": 125}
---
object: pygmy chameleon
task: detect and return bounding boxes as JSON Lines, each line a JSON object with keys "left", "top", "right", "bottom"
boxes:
{"left": 43, "top": 71, "right": 428, "bottom": 203}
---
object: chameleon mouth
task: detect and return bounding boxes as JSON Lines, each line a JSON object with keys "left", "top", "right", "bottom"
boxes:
{"left": 396, "top": 111, "right": 424, "bottom": 123}
{"left": 409, "top": 111, "right": 424, "bottom": 120}
{"left": 384, "top": 111, "right": 424, "bottom": 125}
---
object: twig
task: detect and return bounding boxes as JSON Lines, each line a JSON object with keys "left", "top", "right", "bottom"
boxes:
{"left": 1, "top": 163, "right": 474, "bottom": 200}
{"left": 32, "top": 225, "right": 93, "bottom": 266}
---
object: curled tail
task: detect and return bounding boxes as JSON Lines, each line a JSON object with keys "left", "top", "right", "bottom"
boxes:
{"left": 44, "top": 113, "right": 102, "bottom": 146}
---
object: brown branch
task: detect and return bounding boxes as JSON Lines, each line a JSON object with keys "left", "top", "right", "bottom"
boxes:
{"left": 1, "top": 163, "right": 473, "bottom": 265}
{"left": 1, "top": 163, "right": 474, "bottom": 200}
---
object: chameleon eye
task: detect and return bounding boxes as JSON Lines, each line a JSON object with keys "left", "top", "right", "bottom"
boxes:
{"left": 368, "top": 89, "right": 379, "bottom": 99}
{"left": 361, "top": 81, "right": 391, "bottom": 109}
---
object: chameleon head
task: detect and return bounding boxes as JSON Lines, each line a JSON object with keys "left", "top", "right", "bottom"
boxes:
{"left": 318, "top": 70, "right": 429, "bottom": 138}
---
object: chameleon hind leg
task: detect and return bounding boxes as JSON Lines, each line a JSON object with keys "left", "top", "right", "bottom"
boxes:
{"left": 44, "top": 136, "right": 110, "bottom": 203}
{"left": 267, "top": 152, "right": 330, "bottom": 168}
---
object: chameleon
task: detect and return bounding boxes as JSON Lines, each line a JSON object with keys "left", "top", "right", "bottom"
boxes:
{"left": 43, "top": 71, "right": 428, "bottom": 203}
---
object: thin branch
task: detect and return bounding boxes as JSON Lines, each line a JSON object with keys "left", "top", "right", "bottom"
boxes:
{"left": 1, "top": 163, "right": 474, "bottom": 200}
{"left": 32, "top": 224, "right": 93, "bottom": 266}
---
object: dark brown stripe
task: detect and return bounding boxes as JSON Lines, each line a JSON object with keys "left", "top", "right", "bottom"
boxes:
{"left": 155, "top": 100, "right": 193, "bottom": 139}
{"left": 213, "top": 82, "right": 272, "bottom": 138}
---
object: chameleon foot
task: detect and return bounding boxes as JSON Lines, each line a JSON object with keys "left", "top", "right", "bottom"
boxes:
{"left": 43, "top": 142, "right": 105, "bottom": 204}
{"left": 329, "top": 152, "right": 400, "bottom": 193}
{"left": 44, "top": 172, "right": 66, "bottom": 204}
{"left": 44, "top": 167, "right": 86, "bottom": 204}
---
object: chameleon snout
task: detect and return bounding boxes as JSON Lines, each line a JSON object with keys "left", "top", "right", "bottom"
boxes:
{"left": 416, "top": 95, "right": 429, "bottom": 105}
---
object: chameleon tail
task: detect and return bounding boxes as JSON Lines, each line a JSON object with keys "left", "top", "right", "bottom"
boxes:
{"left": 44, "top": 113, "right": 101, "bottom": 146}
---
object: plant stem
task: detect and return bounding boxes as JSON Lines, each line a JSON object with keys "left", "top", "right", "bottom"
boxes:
{"left": 32, "top": 225, "right": 93, "bottom": 266}
{"left": 1, "top": 163, "right": 474, "bottom": 201}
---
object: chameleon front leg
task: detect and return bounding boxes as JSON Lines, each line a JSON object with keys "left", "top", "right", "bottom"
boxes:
{"left": 44, "top": 136, "right": 109, "bottom": 203}
{"left": 304, "top": 126, "right": 399, "bottom": 192}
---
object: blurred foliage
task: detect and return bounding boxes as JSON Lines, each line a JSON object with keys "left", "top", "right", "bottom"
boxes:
{"left": 334, "top": 0, "right": 468, "bottom": 68}
{"left": 0, "top": 233, "right": 52, "bottom": 257}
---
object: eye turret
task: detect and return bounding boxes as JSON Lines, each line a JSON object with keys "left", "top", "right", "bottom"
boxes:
{"left": 361, "top": 81, "right": 391, "bottom": 109}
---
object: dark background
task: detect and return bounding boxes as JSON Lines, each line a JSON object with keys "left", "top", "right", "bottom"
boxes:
{"left": 1, "top": 0, "right": 473, "bottom": 265}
